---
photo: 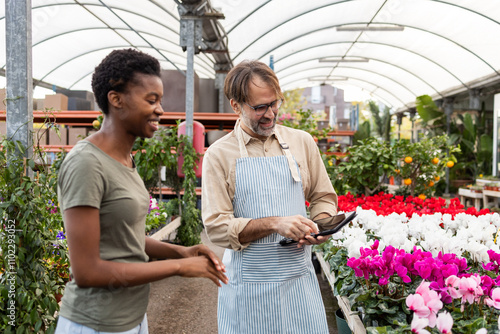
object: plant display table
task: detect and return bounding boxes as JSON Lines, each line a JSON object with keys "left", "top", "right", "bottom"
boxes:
{"left": 458, "top": 188, "right": 483, "bottom": 210}
{"left": 482, "top": 189, "right": 500, "bottom": 208}
{"left": 149, "top": 217, "right": 181, "bottom": 242}
{"left": 475, "top": 178, "right": 500, "bottom": 186}
{"left": 315, "top": 252, "right": 366, "bottom": 334}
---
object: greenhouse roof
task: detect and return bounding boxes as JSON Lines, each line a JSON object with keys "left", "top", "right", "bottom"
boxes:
{"left": 1, "top": 0, "right": 500, "bottom": 111}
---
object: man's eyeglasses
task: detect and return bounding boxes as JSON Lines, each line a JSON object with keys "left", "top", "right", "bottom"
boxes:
{"left": 243, "top": 99, "right": 283, "bottom": 116}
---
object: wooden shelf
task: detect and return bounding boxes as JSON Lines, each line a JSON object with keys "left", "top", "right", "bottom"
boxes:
{"left": 0, "top": 111, "right": 357, "bottom": 133}
{"left": 327, "top": 130, "right": 355, "bottom": 137}
{"left": 324, "top": 151, "right": 348, "bottom": 157}
{"left": 0, "top": 110, "right": 101, "bottom": 125}
{"left": 31, "top": 145, "right": 211, "bottom": 154}
{"left": 153, "top": 187, "right": 202, "bottom": 196}
{"left": 159, "top": 112, "right": 238, "bottom": 130}
{"left": 0, "top": 110, "right": 239, "bottom": 130}
{"left": 37, "top": 145, "right": 74, "bottom": 153}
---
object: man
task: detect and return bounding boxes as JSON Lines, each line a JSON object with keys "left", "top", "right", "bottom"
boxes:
{"left": 202, "top": 60, "right": 338, "bottom": 333}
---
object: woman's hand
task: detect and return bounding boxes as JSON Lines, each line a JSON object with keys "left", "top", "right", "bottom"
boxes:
{"left": 175, "top": 256, "right": 228, "bottom": 287}
{"left": 182, "top": 244, "right": 226, "bottom": 273}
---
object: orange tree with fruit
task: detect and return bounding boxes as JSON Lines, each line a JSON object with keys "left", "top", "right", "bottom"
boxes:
{"left": 327, "top": 137, "right": 396, "bottom": 196}
{"left": 392, "top": 135, "right": 460, "bottom": 197}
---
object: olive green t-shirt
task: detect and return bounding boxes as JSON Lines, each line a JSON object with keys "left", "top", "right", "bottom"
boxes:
{"left": 57, "top": 140, "right": 150, "bottom": 332}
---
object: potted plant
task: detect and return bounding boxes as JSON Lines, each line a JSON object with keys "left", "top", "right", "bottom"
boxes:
{"left": 485, "top": 182, "right": 500, "bottom": 192}
{"left": 145, "top": 197, "right": 171, "bottom": 236}
{"left": 468, "top": 184, "right": 484, "bottom": 193}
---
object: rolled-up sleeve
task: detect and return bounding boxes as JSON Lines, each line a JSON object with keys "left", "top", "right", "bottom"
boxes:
{"left": 201, "top": 148, "right": 252, "bottom": 250}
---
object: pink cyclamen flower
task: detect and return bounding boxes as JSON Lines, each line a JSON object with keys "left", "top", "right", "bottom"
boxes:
{"left": 412, "top": 281, "right": 443, "bottom": 327}
{"left": 406, "top": 294, "right": 431, "bottom": 318}
{"left": 416, "top": 281, "right": 443, "bottom": 311}
{"left": 458, "top": 276, "right": 484, "bottom": 305}
{"left": 426, "top": 291, "right": 444, "bottom": 314}
{"left": 485, "top": 288, "right": 500, "bottom": 309}
{"left": 481, "top": 275, "right": 495, "bottom": 297}
{"left": 411, "top": 315, "right": 431, "bottom": 334}
{"left": 416, "top": 281, "right": 431, "bottom": 295}
{"left": 436, "top": 312, "right": 453, "bottom": 334}
{"left": 445, "top": 275, "right": 462, "bottom": 299}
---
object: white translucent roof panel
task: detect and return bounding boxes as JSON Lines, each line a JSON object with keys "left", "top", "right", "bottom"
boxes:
{"left": 1, "top": 0, "right": 216, "bottom": 92}
{"left": 1, "top": 0, "right": 499, "bottom": 110}
{"left": 211, "top": 0, "right": 500, "bottom": 110}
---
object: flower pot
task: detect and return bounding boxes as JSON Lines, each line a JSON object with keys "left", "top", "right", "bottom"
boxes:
{"left": 389, "top": 176, "right": 395, "bottom": 185}
{"left": 336, "top": 309, "right": 352, "bottom": 334}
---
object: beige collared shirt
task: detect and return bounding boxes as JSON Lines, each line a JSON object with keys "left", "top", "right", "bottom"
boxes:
{"left": 201, "top": 122, "right": 338, "bottom": 250}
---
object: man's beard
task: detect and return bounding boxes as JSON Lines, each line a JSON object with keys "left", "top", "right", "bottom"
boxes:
{"left": 241, "top": 110, "right": 277, "bottom": 137}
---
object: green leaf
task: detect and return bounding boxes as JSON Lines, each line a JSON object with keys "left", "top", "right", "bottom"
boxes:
{"left": 30, "top": 308, "right": 37, "bottom": 324}
{"left": 34, "top": 320, "right": 43, "bottom": 332}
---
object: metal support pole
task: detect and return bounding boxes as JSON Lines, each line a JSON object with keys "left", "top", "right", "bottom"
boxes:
{"left": 396, "top": 113, "right": 403, "bottom": 140}
{"left": 5, "top": 0, "right": 33, "bottom": 162}
{"left": 469, "top": 89, "right": 481, "bottom": 111}
{"left": 354, "top": 104, "right": 359, "bottom": 131}
{"left": 444, "top": 97, "right": 454, "bottom": 196}
{"left": 215, "top": 72, "right": 227, "bottom": 114}
{"left": 408, "top": 108, "right": 416, "bottom": 143}
{"left": 350, "top": 104, "right": 355, "bottom": 130}
{"left": 185, "top": 19, "right": 195, "bottom": 140}
{"left": 493, "top": 93, "right": 500, "bottom": 176}
{"left": 179, "top": 16, "right": 203, "bottom": 141}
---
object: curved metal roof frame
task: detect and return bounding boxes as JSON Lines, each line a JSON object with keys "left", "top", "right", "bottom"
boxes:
{"left": 235, "top": 4, "right": 500, "bottom": 77}
{"left": 218, "top": 0, "right": 500, "bottom": 110}
{"left": 31, "top": 28, "right": 215, "bottom": 73}
{"left": 279, "top": 65, "right": 414, "bottom": 105}
{"left": 36, "top": 43, "right": 215, "bottom": 84}
{"left": 281, "top": 69, "right": 408, "bottom": 107}
{"left": 29, "top": 1, "right": 188, "bottom": 70}
{"left": 1, "top": 0, "right": 500, "bottom": 111}
{"left": 275, "top": 48, "right": 442, "bottom": 97}
{"left": 265, "top": 29, "right": 470, "bottom": 88}
{"left": 1, "top": 0, "right": 219, "bottom": 96}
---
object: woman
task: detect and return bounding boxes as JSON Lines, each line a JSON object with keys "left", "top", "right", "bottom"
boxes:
{"left": 55, "top": 48, "right": 227, "bottom": 334}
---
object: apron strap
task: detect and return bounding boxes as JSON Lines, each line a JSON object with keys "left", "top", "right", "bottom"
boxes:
{"left": 235, "top": 120, "right": 301, "bottom": 182}
{"left": 274, "top": 130, "right": 301, "bottom": 182}
{"left": 235, "top": 120, "right": 249, "bottom": 158}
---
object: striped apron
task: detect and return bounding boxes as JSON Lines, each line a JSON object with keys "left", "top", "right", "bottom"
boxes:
{"left": 217, "top": 127, "right": 328, "bottom": 334}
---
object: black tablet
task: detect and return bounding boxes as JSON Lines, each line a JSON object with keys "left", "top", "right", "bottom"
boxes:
{"left": 279, "top": 211, "right": 357, "bottom": 246}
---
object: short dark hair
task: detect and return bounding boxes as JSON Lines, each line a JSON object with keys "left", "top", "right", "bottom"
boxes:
{"left": 91, "top": 48, "right": 161, "bottom": 114}
{"left": 224, "top": 60, "right": 283, "bottom": 104}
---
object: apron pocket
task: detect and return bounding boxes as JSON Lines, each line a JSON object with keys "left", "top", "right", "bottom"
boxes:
{"left": 241, "top": 242, "right": 308, "bottom": 283}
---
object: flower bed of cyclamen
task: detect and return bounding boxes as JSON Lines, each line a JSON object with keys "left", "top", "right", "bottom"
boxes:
{"left": 338, "top": 192, "right": 491, "bottom": 217}
{"left": 322, "top": 193, "right": 500, "bottom": 333}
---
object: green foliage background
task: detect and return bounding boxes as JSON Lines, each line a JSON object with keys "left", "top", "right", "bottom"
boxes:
{"left": 0, "top": 139, "right": 68, "bottom": 334}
